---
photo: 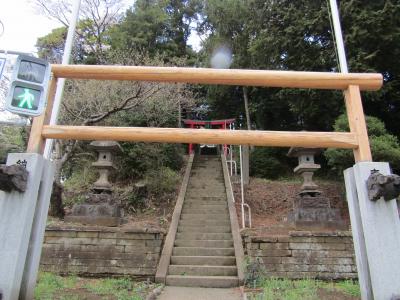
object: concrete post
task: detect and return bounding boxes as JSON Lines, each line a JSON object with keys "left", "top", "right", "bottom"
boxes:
{"left": 344, "top": 162, "right": 400, "bottom": 300}
{"left": 0, "top": 153, "right": 44, "bottom": 300}
{"left": 344, "top": 167, "right": 373, "bottom": 300}
{"left": 20, "top": 160, "right": 55, "bottom": 300}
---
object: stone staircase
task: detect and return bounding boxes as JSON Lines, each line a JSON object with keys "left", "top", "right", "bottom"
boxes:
{"left": 165, "top": 155, "right": 240, "bottom": 288}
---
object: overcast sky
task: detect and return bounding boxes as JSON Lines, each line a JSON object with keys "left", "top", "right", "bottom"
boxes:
{"left": 0, "top": 0, "right": 201, "bottom": 121}
{"left": 0, "top": 0, "right": 201, "bottom": 54}
{"left": 0, "top": 0, "right": 62, "bottom": 54}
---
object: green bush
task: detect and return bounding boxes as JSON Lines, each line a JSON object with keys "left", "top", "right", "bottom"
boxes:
{"left": 244, "top": 256, "right": 267, "bottom": 288}
{"left": 0, "top": 126, "right": 27, "bottom": 163}
{"left": 145, "top": 166, "right": 180, "bottom": 197}
{"left": 250, "top": 147, "right": 290, "bottom": 179}
{"left": 116, "top": 143, "right": 184, "bottom": 180}
{"left": 325, "top": 114, "right": 400, "bottom": 174}
{"left": 62, "top": 165, "right": 97, "bottom": 207}
{"left": 63, "top": 170, "right": 96, "bottom": 190}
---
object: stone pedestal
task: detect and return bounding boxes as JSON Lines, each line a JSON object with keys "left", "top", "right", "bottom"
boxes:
{"left": 65, "top": 193, "right": 122, "bottom": 226}
{"left": 291, "top": 195, "right": 343, "bottom": 228}
{"left": 65, "top": 141, "right": 123, "bottom": 227}
{"left": 288, "top": 147, "right": 344, "bottom": 229}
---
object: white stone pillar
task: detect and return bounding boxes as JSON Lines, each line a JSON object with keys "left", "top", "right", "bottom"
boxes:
{"left": 0, "top": 153, "right": 44, "bottom": 300}
{"left": 344, "top": 162, "right": 400, "bottom": 300}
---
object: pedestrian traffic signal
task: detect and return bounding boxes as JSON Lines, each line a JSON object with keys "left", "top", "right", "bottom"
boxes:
{"left": 5, "top": 55, "right": 51, "bottom": 117}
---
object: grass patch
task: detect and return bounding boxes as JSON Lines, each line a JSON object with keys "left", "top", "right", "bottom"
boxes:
{"left": 84, "top": 277, "right": 147, "bottom": 300}
{"left": 333, "top": 279, "right": 361, "bottom": 297}
{"left": 248, "top": 278, "right": 361, "bottom": 300}
{"left": 35, "top": 272, "right": 160, "bottom": 300}
{"left": 253, "top": 278, "right": 321, "bottom": 300}
{"left": 34, "top": 272, "right": 78, "bottom": 300}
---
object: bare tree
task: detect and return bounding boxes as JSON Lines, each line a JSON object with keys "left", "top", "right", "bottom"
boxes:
{"left": 33, "top": 0, "right": 124, "bottom": 63}
{"left": 53, "top": 59, "right": 196, "bottom": 183}
{"left": 53, "top": 79, "right": 157, "bottom": 181}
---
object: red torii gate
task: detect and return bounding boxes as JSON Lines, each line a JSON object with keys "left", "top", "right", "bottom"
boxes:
{"left": 183, "top": 118, "right": 235, "bottom": 154}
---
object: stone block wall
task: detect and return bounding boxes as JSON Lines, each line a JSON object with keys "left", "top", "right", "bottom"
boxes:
{"left": 40, "top": 225, "right": 165, "bottom": 279}
{"left": 243, "top": 231, "right": 357, "bottom": 280}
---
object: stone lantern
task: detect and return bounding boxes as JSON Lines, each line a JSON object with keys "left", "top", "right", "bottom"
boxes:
{"left": 287, "top": 147, "right": 344, "bottom": 229}
{"left": 288, "top": 147, "right": 321, "bottom": 196}
{"left": 65, "top": 141, "right": 123, "bottom": 227}
{"left": 89, "top": 141, "right": 122, "bottom": 192}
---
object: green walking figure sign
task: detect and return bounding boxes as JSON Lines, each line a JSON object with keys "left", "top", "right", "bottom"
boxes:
{"left": 5, "top": 55, "right": 51, "bottom": 117}
{"left": 17, "top": 88, "right": 35, "bottom": 109}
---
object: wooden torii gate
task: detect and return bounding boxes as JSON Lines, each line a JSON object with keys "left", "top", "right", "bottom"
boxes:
{"left": 1, "top": 65, "right": 399, "bottom": 300}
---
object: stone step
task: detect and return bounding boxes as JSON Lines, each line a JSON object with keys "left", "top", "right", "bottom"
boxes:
{"left": 186, "top": 192, "right": 226, "bottom": 198}
{"left": 179, "top": 219, "right": 231, "bottom": 226}
{"left": 186, "top": 187, "right": 226, "bottom": 193}
{"left": 178, "top": 219, "right": 230, "bottom": 226}
{"left": 191, "top": 167, "right": 221, "bottom": 170}
{"left": 190, "top": 171, "right": 222, "bottom": 175}
{"left": 189, "top": 177, "right": 224, "bottom": 182}
{"left": 183, "top": 204, "right": 228, "bottom": 209}
{"left": 187, "top": 188, "right": 226, "bottom": 193}
{"left": 168, "top": 265, "right": 237, "bottom": 276}
{"left": 189, "top": 170, "right": 224, "bottom": 178}
{"left": 192, "top": 163, "right": 221, "bottom": 167}
{"left": 183, "top": 203, "right": 227, "bottom": 209}
{"left": 188, "top": 185, "right": 225, "bottom": 190}
{"left": 189, "top": 177, "right": 222, "bottom": 181}
{"left": 174, "top": 239, "right": 234, "bottom": 248}
{"left": 166, "top": 275, "right": 239, "bottom": 288}
{"left": 177, "top": 225, "right": 231, "bottom": 233}
{"left": 186, "top": 196, "right": 226, "bottom": 201}
{"left": 173, "top": 247, "right": 235, "bottom": 256}
{"left": 192, "top": 162, "right": 221, "bottom": 166}
{"left": 181, "top": 208, "right": 228, "bottom": 214}
{"left": 193, "top": 159, "right": 220, "bottom": 163}
{"left": 187, "top": 184, "right": 225, "bottom": 190}
{"left": 189, "top": 175, "right": 223, "bottom": 179}
{"left": 180, "top": 213, "right": 229, "bottom": 220}
{"left": 176, "top": 232, "right": 232, "bottom": 241}
{"left": 179, "top": 218, "right": 230, "bottom": 224}
{"left": 170, "top": 255, "right": 236, "bottom": 266}
{"left": 192, "top": 170, "right": 221, "bottom": 173}
{"left": 194, "top": 159, "right": 220, "bottom": 162}
{"left": 188, "top": 179, "right": 224, "bottom": 183}
{"left": 184, "top": 199, "right": 227, "bottom": 204}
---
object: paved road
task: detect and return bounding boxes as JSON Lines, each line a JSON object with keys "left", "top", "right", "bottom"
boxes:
{"left": 157, "top": 286, "right": 242, "bottom": 300}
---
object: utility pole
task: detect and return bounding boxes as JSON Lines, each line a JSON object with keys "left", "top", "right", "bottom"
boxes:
{"left": 43, "top": 0, "right": 82, "bottom": 159}
{"left": 329, "top": 0, "right": 349, "bottom": 73}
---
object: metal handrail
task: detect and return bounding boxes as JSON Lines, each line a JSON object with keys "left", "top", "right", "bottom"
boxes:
{"left": 226, "top": 159, "right": 237, "bottom": 176}
{"left": 226, "top": 162, "right": 236, "bottom": 204}
{"left": 239, "top": 144, "right": 252, "bottom": 228}
{"left": 224, "top": 124, "right": 252, "bottom": 228}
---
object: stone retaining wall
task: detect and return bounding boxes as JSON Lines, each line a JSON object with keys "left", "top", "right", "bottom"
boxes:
{"left": 40, "top": 225, "right": 165, "bottom": 279}
{"left": 243, "top": 231, "right": 357, "bottom": 280}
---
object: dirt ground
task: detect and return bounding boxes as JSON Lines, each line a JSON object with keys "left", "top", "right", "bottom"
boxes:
{"left": 58, "top": 167, "right": 350, "bottom": 235}
{"left": 316, "top": 288, "right": 360, "bottom": 300}
{"left": 233, "top": 177, "right": 351, "bottom": 235}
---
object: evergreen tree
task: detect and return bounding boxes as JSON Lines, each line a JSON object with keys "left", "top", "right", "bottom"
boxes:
{"left": 110, "top": 0, "right": 201, "bottom": 59}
